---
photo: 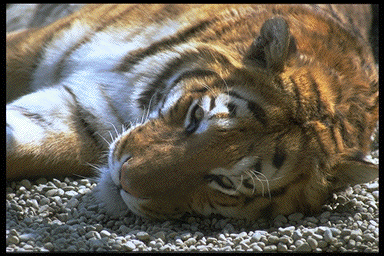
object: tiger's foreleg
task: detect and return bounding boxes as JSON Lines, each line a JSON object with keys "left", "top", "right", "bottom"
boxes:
{"left": 6, "top": 87, "right": 109, "bottom": 180}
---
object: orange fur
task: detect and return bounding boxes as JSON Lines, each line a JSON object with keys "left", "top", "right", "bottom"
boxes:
{"left": 6, "top": 4, "right": 378, "bottom": 220}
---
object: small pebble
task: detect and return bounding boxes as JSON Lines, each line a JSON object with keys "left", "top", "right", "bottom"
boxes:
{"left": 19, "top": 180, "right": 32, "bottom": 190}
{"left": 279, "top": 226, "right": 295, "bottom": 236}
{"left": 66, "top": 198, "right": 79, "bottom": 208}
{"left": 263, "top": 245, "right": 277, "bottom": 252}
{"left": 307, "top": 237, "right": 318, "bottom": 249}
{"left": 7, "top": 235, "right": 20, "bottom": 245}
{"left": 136, "top": 231, "right": 151, "bottom": 242}
{"left": 277, "top": 242, "right": 288, "bottom": 252}
{"left": 324, "top": 228, "right": 334, "bottom": 243}
{"left": 122, "top": 241, "right": 136, "bottom": 251}
{"left": 288, "top": 212, "right": 304, "bottom": 222}
{"left": 251, "top": 231, "right": 266, "bottom": 242}
{"left": 268, "top": 235, "right": 279, "bottom": 244}
{"left": 295, "top": 242, "right": 312, "bottom": 252}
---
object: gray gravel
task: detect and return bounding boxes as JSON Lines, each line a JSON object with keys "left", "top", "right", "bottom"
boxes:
{"left": 6, "top": 150, "right": 379, "bottom": 252}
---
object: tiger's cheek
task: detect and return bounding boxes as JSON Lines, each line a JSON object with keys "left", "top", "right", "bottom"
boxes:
{"left": 117, "top": 120, "right": 249, "bottom": 198}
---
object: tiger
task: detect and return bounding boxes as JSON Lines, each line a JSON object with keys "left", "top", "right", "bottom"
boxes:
{"left": 6, "top": 4, "right": 378, "bottom": 221}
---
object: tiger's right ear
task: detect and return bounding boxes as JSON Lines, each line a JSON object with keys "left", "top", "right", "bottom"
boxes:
{"left": 244, "top": 17, "right": 297, "bottom": 73}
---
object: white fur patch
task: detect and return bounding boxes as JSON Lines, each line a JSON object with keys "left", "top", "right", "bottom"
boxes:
{"left": 95, "top": 166, "right": 129, "bottom": 217}
{"left": 6, "top": 88, "right": 72, "bottom": 147}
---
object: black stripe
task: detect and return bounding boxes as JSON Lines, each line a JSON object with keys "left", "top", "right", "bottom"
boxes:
{"left": 272, "top": 146, "right": 286, "bottom": 169}
{"left": 227, "top": 91, "right": 245, "bottom": 100}
{"left": 243, "top": 196, "right": 256, "bottom": 205}
{"left": 63, "top": 86, "right": 103, "bottom": 147}
{"left": 99, "top": 86, "right": 126, "bottom": 126}
{"left": 204, "top": 174, "right": 235, "bottom": 190}
{"left": 227, "top": 91, "right": 267, "bottom": 125}
{"left": 252, "top": 159, "right": 262, "bottom": 173}
{"left": 209, "top": 96, "right": 216, "bottom": 111}
{"left": 208, "top": 199, "right": 216, "bottom": 210}
{"left": 116, "top": 19, "right": 215, "bottom": 73}
{"left": 243, "top": 184, "right": 288, "bottom": 207}
{"left": 243, "top": 179, "right": 255, "bottom": 189}
{"left": 227, "top": 102, "right": 237, "bottom": 118}
{"left": 329, "top": 124, "right": 342, "bottom": 152}
{"left": 310, "top": 123, "right": 330, "bottom": 159}
{"left": 173, "top": 69, "right": 217, "bottom": 86}
{"left": 8, "top": 106, "right": 52, "bottom": 127}
{"left": 269, "top": 186, "right": 287, "bottom": 197}
{"left": 247, "top": 101, "right": 267, "bottom": 126}
{"left": 289, "top": 76, "right": 303, "bottom": 121}
{"left": 335, "top": 110, "right": 352, "bottom": 147}
{"left": 50, "top": 5, "right": 136, "bottom": 84}
{"left": 307, "top": 73, "right": 325, "bottom": 118}
{"left": 191, "top": 87, "right": 209, "bottom": 94}
{"left": 137, "top": 55, "right": 218, "bottom": 110}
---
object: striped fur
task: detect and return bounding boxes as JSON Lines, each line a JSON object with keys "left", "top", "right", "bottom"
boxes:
{"left": 6, "top": 4, "right": 378, "bottom": 221}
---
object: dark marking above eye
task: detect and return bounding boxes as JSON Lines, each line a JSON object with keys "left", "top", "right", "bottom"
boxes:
{"left": 227, "top": 91, "right": 267, "bottom": 125}
{"left": 247, "top": 101, "right": 267, "bottom": 125}
{"left": 272, "top": 147, "right": 286, "bottom": 169}
{"left": 209, "top": 96, "right": 216, "bottom": 111}
{"left": 204, "top": 174, "right": 235, "bottom": 190}
{"left": 252, "top": 159, "right": 262, "bottom": 173}
{"left": 243, "top": 179, "right": 255, "bottom": 189}
{"left": 227, "top": 102, "right": 237, "bottom": 117}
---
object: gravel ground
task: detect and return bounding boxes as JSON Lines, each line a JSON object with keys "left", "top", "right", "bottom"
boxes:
{"left": 6, "top": 150, "right": 379, "bottom": 252}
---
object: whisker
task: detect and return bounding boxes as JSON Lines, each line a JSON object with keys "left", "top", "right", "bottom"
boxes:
{"left": 105, "top": 121, "right": 120, "bottom": 137}
{"left": 145, "top": 93, "right": 156, "bottom": 121}
{"left": 72, "top": 173, "right": 91, "bottom": 179}
{"left": 214, "top": 70, "right": 230, "bottom": 96}
{"left": 140, "top": 106, "right": 146, "bottom": 124}
{"left": 86, "top": 162, "right": 102, "bottom": 172}
{"left": 96, "top": 132, "right": 112, "bottom": 146}
{"left": 243, "top": 168, "right": 266, "bottom": 197}
{"left": 228, "top": 175, "right": 243, "bottom": 196}
{"left": 99, "top": 150, "right": 111, "bottom": 161}
{"left": 252, "top": 170, "right": 273, "bottom": 200}
{"left": 245, "top": 170, "right": 256, "bottom": 195}
{"left": 255, "top": 172, "right": 266, "bottom": 197}
{"left": 255, "top": 172, "right": 269, "bottom": 198}
{"left": 108, "top": 131, "right": 115, "bottom": 142}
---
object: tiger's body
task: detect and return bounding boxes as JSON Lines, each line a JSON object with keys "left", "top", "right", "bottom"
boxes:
{"left": 6, "top": 4, "right": 378, "bottom": 220}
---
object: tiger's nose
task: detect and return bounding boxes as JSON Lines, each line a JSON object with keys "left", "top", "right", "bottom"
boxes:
{"left": 119, "top": 158, "right": 145, "bottom": 199}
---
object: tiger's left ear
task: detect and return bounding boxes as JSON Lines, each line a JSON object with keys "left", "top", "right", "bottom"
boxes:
{"left": 244, "top": 17, "right": 297, "bottom": 72}
{"left": 330, "top": 152, "right": 378, "bottom": 190}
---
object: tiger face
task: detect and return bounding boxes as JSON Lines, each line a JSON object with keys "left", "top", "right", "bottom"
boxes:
{"left": 101, "top": 75, "right": 293, "bottom": 219}
{"left": 96, "top": 17, "right": 378, "bottom": 220}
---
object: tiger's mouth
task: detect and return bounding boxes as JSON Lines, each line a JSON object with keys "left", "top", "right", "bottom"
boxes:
{"left": 105, "top": 153, "right": 153, "bottom": 218}
{"left": 111, "top": 154, "right": 151, "bottom": 200}
{"left": 120, "top": 165, "right": 152, "bottom": 200}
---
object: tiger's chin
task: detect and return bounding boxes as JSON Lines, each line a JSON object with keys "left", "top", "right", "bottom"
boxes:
{"left": 96, "top": 166, "right": 154, "bottom": 219}
{"left": 95, "top": 167, "right": 130, "bottom": 218}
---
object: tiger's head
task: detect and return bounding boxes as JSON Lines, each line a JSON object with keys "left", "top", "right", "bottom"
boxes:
{"left": 97, "top": 17, "right": 378, "bottom": 220}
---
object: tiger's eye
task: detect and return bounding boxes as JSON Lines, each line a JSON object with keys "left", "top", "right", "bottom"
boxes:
{"left": 186, "top": 105, "right": 204, "bottom": 134}
{"left": 194, "top": 106, "right": 204, "bottom": 121}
